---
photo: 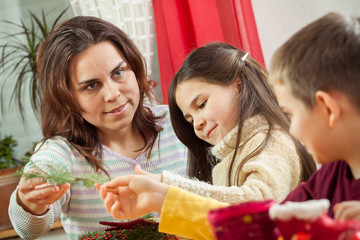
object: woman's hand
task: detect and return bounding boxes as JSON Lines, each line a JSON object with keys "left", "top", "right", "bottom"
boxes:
{"left": 17, "top": 174, "right": 70, "bottom": 215}
{"left": 97, "top": 174, "right": 169, "bottom": 220}
{"left": 334, "top": 201, "right": 360, "bottom": 221}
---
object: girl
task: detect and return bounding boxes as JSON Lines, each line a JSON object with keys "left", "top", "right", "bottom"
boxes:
{"left": 164, "top": 42, "right": 316, "bottom": 197}
{"left": 8, "top": 16, "right": 188, "bottom": 239}
{"left": 99, "top": 42, "right": 317, "bottom": 238}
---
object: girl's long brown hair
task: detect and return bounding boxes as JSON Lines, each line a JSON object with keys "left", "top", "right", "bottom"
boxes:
{"left": 36, "top": 16, "right": 163, "bottom": 175}
{"left": 168, "top": 42, "right": 316, "bottom": 185}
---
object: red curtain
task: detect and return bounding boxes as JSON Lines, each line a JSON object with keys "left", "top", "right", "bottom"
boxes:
{"left": 153, "top": 0, "right": 265, "bottom": 103}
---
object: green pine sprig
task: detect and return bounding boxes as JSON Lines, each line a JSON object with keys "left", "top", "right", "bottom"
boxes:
{"left": 79, "top": 228, "right": 175, "bottom": 240}
{"left": 16, "top": 161, "right": 109, "bottom": 188}
{"left": 79, "top": 213, "right": 182, "bottom": 240}
{"left": 79, "top": 220, "right": 179, "bottom": 240}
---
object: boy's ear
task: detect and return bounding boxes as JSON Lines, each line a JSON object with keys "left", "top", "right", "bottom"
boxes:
{"left": 315, "top": 90, "right": 340, "bottom": 128}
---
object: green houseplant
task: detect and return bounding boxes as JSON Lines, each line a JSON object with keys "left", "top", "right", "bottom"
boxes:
{"left": 0, "top": 134, "right": 29, "bottom": 170}
{"left": 0, "top": 8, "right": 69, "bottom": 232}
{"left": 0, "top": 130, "right": 31, "bottom": 231}
{"left": 0, "top": 8, "right": 69, "bottom": 122}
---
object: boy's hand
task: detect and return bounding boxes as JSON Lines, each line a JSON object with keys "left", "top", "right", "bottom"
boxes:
{"left": 17, "top": 175, "right": 70, "bottom": 215}
{"left": 334, "top": 201, "right": 360, "bottom": 220}
{"left": 97, "top": 174, "right": 169, "bottom": 220}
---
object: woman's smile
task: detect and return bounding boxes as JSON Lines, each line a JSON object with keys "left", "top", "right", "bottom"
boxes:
{"left": 105, "top": 102, "right": 128, "bottom": 115}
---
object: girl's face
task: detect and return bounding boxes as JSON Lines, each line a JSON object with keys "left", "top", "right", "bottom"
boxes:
{"left": 175, "top": 77, "right": 241, "bottom": 145}
{"left": 69, "top": 41, "right": 140, "bottom": 137}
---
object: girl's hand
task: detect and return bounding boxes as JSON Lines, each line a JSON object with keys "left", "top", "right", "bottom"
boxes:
{"left": 17, "top": 175, "right": 70, "bottom": 215}
{"left": 96, "top": 174, "right": 169, "bottom": 220}
{"left": 134, "top": 165, "right": 163, "bottom": 182}
{"left": 334, "top": 201, "right": 360, "bottom": 221}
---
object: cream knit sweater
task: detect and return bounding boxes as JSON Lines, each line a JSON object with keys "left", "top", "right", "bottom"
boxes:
{"left": 162, "top": 115, "right": 302, "bottom": 203}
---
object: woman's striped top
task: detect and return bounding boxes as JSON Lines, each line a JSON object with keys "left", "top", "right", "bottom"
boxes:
{"left": 8, "top": 104, "right": 188, "bottom": 239}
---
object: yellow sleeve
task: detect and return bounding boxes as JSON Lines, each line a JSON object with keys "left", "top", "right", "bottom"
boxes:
{"left": 159, "top": 186, "right": 230, "bottom": 240}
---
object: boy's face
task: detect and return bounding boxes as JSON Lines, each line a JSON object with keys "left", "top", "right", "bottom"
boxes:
{"left": 273, "top": 83, "right": 338, "bottom": 165}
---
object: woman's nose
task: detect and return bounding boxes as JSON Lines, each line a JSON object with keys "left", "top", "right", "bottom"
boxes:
{"left": 104, "top": 81, "right": 120, "bottom": 102}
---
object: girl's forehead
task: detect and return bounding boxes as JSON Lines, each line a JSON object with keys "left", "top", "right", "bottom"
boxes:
{"left": 177, "top": 77, "right": 217, "bottom": 88}
{"left": 176, "top": 79, "right": 208, "bottom": 96}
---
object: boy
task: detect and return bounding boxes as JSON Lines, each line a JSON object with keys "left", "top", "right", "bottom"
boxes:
{"left": 269, "top": 12, "right": 360, "bottom": 220}
{"left": 98, "top": 12, "right": 360, "bottom": 239}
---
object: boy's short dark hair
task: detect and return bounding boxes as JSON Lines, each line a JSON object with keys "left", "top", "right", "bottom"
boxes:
{"left": 270, "top": 12, "right": 360, "bottom": 109}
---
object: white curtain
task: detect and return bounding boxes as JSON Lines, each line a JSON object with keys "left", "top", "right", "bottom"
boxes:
{"left": 69, "top": 0, "right": 154, "bottom": 77}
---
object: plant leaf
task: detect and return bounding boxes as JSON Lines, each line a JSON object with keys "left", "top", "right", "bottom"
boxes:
{"left": 0, "top": 7, "right": 69, "bottom": 123}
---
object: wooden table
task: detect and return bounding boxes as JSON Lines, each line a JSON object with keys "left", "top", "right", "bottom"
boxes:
{"left": 0, "top": 220, "right": 63, "bottom": 239}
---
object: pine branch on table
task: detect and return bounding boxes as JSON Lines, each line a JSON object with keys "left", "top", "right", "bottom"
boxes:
{"left": 79, "top": 213, "right": 180, "bottom": 240}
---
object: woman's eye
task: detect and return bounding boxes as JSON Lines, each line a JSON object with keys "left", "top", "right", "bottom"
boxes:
{"left": 114, "top": 69, "right": 124, "bottom": 77}
{"left": 86, "top": 82, "right": 97, "bottom": 90}
{"left": 198, "top": 100, "right": 207, "bottom": 109}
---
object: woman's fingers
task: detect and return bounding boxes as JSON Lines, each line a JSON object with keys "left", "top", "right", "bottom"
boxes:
{"left": 20, "top": 183, "right": 69, "bottom": 204}
{"left": 19, "top": 184, "right": 55, "bottom": 202}
{"left": 19, "top": 176, "right": 45, "bottom": 192}
{"left": 51, "top": 183, "right": 70, "bottom": 202}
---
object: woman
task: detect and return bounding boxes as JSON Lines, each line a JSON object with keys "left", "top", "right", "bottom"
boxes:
{"left": 8, "top": 16, "right": 188, "bottom": 239}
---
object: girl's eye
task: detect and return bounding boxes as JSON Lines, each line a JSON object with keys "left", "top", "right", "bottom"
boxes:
{"left": 185, "top": 118, "right": 194, "bottom": 125}
{"left": 198, "top": 100, "right": 207, "bottom": 109}
{"left": 280, "top": 107, "right": 292, "bottom": 119}
{"left": 283, "top": 111, "right": 292, "bottom": 120}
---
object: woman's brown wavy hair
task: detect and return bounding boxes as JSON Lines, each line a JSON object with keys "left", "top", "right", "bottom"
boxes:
{"left": 36, "top": 16, "right": 162, "bottom": 175}
{"left": 168, "top": 42, "right": 316, "bottom": 185}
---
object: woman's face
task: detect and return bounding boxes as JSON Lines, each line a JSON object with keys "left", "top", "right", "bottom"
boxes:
{"left": 175, "top": 77, "right": 241, "bottom": 145}
{"left": 69, "top": 41, "right": 140, "bottom": 136}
